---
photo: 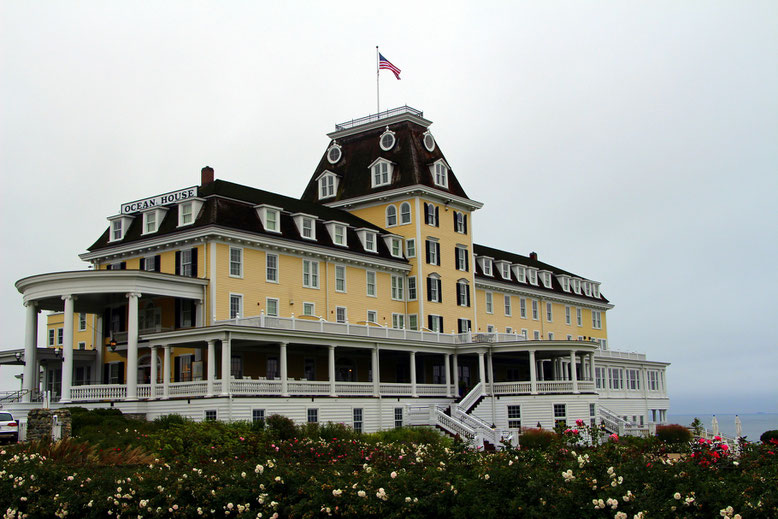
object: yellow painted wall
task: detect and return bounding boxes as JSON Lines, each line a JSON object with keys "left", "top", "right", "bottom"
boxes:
{"left": 45, "top": 312, "right": 98, "bottom": 350}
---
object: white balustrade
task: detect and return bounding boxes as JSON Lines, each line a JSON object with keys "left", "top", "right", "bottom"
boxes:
{"left": 168, "top": 381, "right": 209, "bottom": 397}
{"left": 70, "top": 384, "right": 127, "bottom": 401}
{"left": 415, "top": 384, "right": 449, "bottom": 396}
{"left": 536, "top": 381, "right": 574, "bottom": 393}
{"left": 288, "top": 381, "right": 330, "bottom": 396}
{"left": 457, "top": 383, "right": 483, "bottom": 412}
{"left": 231, "top": 379, "right": 281, "bottom": 395}
{"left": 380, "top": 383, "right": 413, "bottom": 396}
{"left": 334, "top": 382, "right": 374, "bottom": 395}
{"left": 435, "top": 408, "right": 476, "bottom": 439}
{"left": 492, "top": 382, "right": 532, "bottom": 395}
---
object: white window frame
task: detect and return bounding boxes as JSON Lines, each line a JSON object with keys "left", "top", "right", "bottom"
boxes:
{"left": 391, "top": 313, "right": 405, "bottom": 329}
{"left": 266, "top": 253, "right": 279, "bottom": 283}
{"left": 111, "top": 219, "right": 123, "bottom": 241}
{"left": 565, "top": 306, "right": 571, "bottom": 325}
{"left": 319, "top": 172, "right": 336, "bottom": 199}
{"left": 229, "top": 293, "right": 243, "bottom": 319}
{"left": 546, "top": 302, "right": 553, "bottom": 322}
{"left": 482, "top": 259, "right": 493, "bottom": 276}
{"left": 366, "top": 271, "right": 377, "bottom": 297}
{"left": 332, "top": 224, "right": 347, "bottom": 246}
{"left": 301, "top": 217, "right": 315, "bottom": 240}
{"left": 265, "top": 297, "right": 279, "bottom": 317}
{"left": 336, "top": 306, "right": 347, "bottom": 323}
{"left": 408, "top": 314, "right": 418, "bottom": 330}
{"left": 454, "top": 212, "right": 465, "bottom": 233}
{"left": 528, "top": 269, "right": 538, "bottom": 286}
{"left": 335, "top": 265, "right": 347, "bottom": 293}
{"left": 428, "top": 274, "right": 441, "bottom": 303}
{"left": 427, "top": 238, "right": 440, "bottom": 266}
{"left": 180, "top": 249, "right": 193, "bottom": 277}
{"left": 533, "top": 330, "right": 540, "bottom": 340}
{"left": 264, "top": 208, "right": 280, "bottom": 233}
{"left": 386, "top": 205, "right": 398, "bottom": 227}
{"left": 390, "top": 237, "right": 403, "bottom": 258}
{"left": 307, "top": 408, "right": 318, "bottom": 423}
{"left": 302, "top": 302, "right": 315, "bottom": 317}
{"left": 179, "top": 201, "right": 194, "bottom": 226}
{"left": 428, "top": 315, "right": 443, "bottom": 333}
{"left": 391, "top": 275, "right": 404, "bottom": 301}
{"left": 399, "top": 202, "right": 412, "bottom": 225}
{"left": 371, "top": 159, "right": 392, "bottom": 188}
{"left": 48, "top": 329, "right": 55, "bottom": 346}
{"left": 592, "top": 310, "right": 602, "bottom": 329}
{"left": 485, "top": 292, "right": 493, "bottom": 314}
{"left": 576, "top": 307, "right": 583, "bottom": 326}
{"left": 456, "top": 246, "right": 468, "bottom": 271}
{"left": 229, "top": 247, "right": 243, "bottom": 278}
{"left": 143, "top": 211, "right": 157, "bottom": 235}
{"left": 504, "top": 295, "right": 512, "bottom": 316}
{"left": 57, "top": 327, "right": 64, "bottom": 345}
{"left": 531, "top": 299, "right": 539, "bottom": 320}
{"left": 302, "top": 259, "right": 320, "bottom": 289}
{"left": 78, "top": 313, "right": 87, "bottom": 332}
{"left": 366, "top": 310, "right": 377, "bottom": 323}
{"left": 432, "top": 161, "right": 448, "bottom": 188}
{"left": 457, "top": 280, "right": 470, "bottom": 307}
{"left": 407, "top": 276, "right": 417, "bottom": 301}
{"left": 406, "top": 238, "right": 416, "bottom": 258}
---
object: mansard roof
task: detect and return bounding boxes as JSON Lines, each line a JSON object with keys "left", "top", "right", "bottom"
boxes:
{"left": 473, "top": 243, "right": 610, "bottom": 304}
{"left": 87, "top": 180, "right": 405, "bottom": 264}
{"left": 300, "top": 107, "right": 472, "bottom": 204}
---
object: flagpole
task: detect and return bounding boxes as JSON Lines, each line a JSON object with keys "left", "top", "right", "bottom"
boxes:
{"left": 376, "top": 46, "right": 380, "bottom": 114}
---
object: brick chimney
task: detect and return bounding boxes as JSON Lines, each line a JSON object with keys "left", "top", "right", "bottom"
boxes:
{"left": 529, "top": 251, "right": 538, "bottom": 261}
{"left": 201, "top": 166, "right": 214, "bottom": 186}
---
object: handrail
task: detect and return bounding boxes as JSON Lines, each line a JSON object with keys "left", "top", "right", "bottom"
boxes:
{"left": 334, "top": 106, "right": 423, "bottom": 131}
{"left": 457, "top": 383, "right": 484, "bottom": 413}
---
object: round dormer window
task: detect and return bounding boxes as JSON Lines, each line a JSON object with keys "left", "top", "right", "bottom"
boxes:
{"left": 423, "top": 131, "right": 435, "bottom": 152}
{"left": 380, "top": 128, "right": 396, "bottom": 151}
{"left": 327, "top": 144, "right": 342, "bottom": 164}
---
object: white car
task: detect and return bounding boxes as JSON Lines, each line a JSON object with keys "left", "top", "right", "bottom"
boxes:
{"left": 0, "top": 412, "right": 18, "bottom": 443}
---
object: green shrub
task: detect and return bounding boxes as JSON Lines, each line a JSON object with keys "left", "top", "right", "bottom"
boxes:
{"left": 152, "top": 414, "right": 190, "bottom": 429}
{"left": 656, "top": 423, "right": 692, "bottom": 444}
{"left": 760, "top": 430, "right": 778, "bottom": 444}
{"left": 266, "top": 414, "right": 297, "bottom": 440}
{"left": 364, "top": 426, "right": 450, "bottom": 446}
{"left": 519, "top": 427, "right": 557, "bottom": 449}
{"left": 66, "top": 406, "right": 128, "bottom": 436}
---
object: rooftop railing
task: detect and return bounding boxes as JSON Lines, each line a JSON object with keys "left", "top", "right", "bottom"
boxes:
{"left": 595, "top": 350, "right": 647, "bottom": 361}
{"left": 334, "top": 105, "right": 423, "bottom": 131}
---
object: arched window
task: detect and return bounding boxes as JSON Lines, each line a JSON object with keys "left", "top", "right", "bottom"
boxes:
{"left": 386, "top": 205, "right": 397, "bottom": 226}
{"left": 400, "top": 202, "right": 411, "bottom": 224}
{"left": 456, "top": 279, "right": 471, "bottom": 307}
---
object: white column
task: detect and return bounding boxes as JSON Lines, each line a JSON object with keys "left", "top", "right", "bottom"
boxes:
{"left": 552, "top": 357, "right": 558, "bottom": 380}
{"left": 410, "top": 351, "right": 417, "bottom": 397}
{"left": 194, "top": 300, "right": 203, "bottom": 327}
{"left": 452, "top": 353, "right": 459, "bottom": 397}
{"left": 528, "top": 349, "right": 537, "bottom": 394}
{"left": 280, "top": 342, "right": 289, "bottom": 397}
{"left": 328, "top": 345, "right": 336, "bottom": 397}
{"left": 487, "top": 352, "right": 495, "bottom": 396}
{"left": 22, "top": 302, "right": 38, "bottom": 402}
{"left": 162, "top": 345, "right": 171, "bottom": 399}
{"left": 477, "top": 351, "right": 486, "bottom": 394}
{"left": 206, "top": 339, "right": 216, "bottom": 397}
{"left": 444, "top": 353, "right": 452, "bottom": 397}
{"left": 60, "top": 295, "right": 75, "bottom": 403}
{"left": 125, "top": 292, "right": 140, "bottom": 401}
{"left": 150, "top": 346, "right": 158, "bottom": 399}
{"left": 220, "top": 336, "right": 231, "bottom": 396}
{"left": 570, "top": 351, "right": 579, "bottom": 393}
{"left": 590, "top": 353, "right": 596, "bottom": 382}
{"left": 371, "top": 346, "right": 379, "bottom": 397}
{"left": 94, "top": 315, "right": 104, "bottom": 383}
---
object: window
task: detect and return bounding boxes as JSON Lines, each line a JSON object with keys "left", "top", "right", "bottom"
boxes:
{"left": 265, "top": 357, "right": 280, "bottom": 380}
{"left": 456, "top": 280, "right": 470, "bottom": 307}
{"left": 576, "top": 307, "right": 583, "bottom": 326}
{"left": 229, "top": 247, "right": 243, "bottom": 277}
{"left": 405, "top": 238, "right": 415, "bottom": 258}
{"left": 392, "top": 313, "right": 404, "bottom": 329}
{"left": 265, "top": 208, "right": 279, "bottom": 232}
{"left": 307, "top": 408, "right": 318, "bottom": 423}
{"left": 266, "top": 253, "right": 278, "bottom": 282}
{"left": 252, "top": 409, "right": 265, "bottom": 424}
{"left": 394, "top": 407, "right": 403, "bottom": 428}
{"left": 144, "top": 211, "right": 156, "bottom": 234}
{"left": 433, "top": 162, "right": 448, "bottom": 187}
{"left": 599, "top": 339, "right": 607, "bottom": 350}
{"left": 390, "top": 237, "right": 402, "bottom": 258}
{"left": 180, "top": 202, "right": 194, "bottom": 226}
{"left": 454, "top": 211, "right": 467, "bottom": 234}
{"left": 554, "top": 404, "right": 567, "bottom": 427}
{"left": 593, "top": 284, "right": 600, "bottom": 298}
{"left": 515, "top": 265, "right": 526, "bottom": 283}
{"left": 424, "top": 203, "right": 439, "bottom": 226}
{"left": 506, "top": 327, "right": 513, "bottom": 334}
{"left": 353, "top": 408, "right": 363, "bottom": 433}
{"left": 111, "top": 220, "right": 123, "bottom": 241}
{"left": 455, "top": 246, "right": 469, "bottom": 271}
{"left": 301, "top": 217, "right": 315, "bottom": 239}
{"left": 302, "top": 302, "right": 315, "bottom": 316}
{"left": 229, "top": 294, "right": 243, "bottom": 319}
{"left": 507, "top": 405, "right": 521, "bottom": 429}
{"left": 546, "top": 302, "right": 553, "bottom": 322}
{"left": 592, "top": 310, "right": 602, "bottom": 329}
{"left": 427, "top": 275, "right": 442, "bottom": 302}
{"left": 531, "top": 300, "right": 539, "bottom": 320}
{"left": 408, "top": 314, "right": 418, "bottom": 330}
{"left": 372, "top": 161, "right": 391, "bottom": 187}
{"left": 380, "top": 129, "right": 396, "bottom": 150}
{"left": 626, "top": 369, "right": 640, "bottom": 390}
{"left": 458, "top": 318, "right": 472, "bottom": 333}
{"left": 366, "top": 310, "right": 377, "bottom": 323}
{"left": 336, "top": 307, "right": 347, "bottom": 323}
{"left": 565, "top": 306, "right": 571, "bottom": 325}
{"left": 528, "top": 269, "right": 538, "bottom": 285}
{"left": 386, "top": 205, "right": 397, "bottom": 226}
{"left": 333, "top": 224, "right": 346, "bottom": 246}
{"left": 647, "top": 371, "right": 660, "bottom": 391}
{"left": 608, "top": 368, "right": 623, "bottom": 390}
{"left": 572, "top": 278, "right": 581, "bottom": 294}
{"left": 541, "top": 272, "right": 552, "bottom": 288}
{"left": 425, "top": 239, "right": 440, "bottom": 265}
{"left": 78, "top": 313, "right": 87, "bottom": 331}
{"left": 335, "top": 265, "right": 346, "bottom": 292}
{"left": 499, "top": 262, "right": 510, "bottom": 279}
{"left": 595, "top": 367, "right": 606, "bottom": 389}
{"left": 567, "top": 334, "right": 573, "bottom": 340}
{"left": 407, "top": 276, "right": 417, "bottom": 300}
{"left": 485, "top": 292, "right": 493, "bottom": 314}
{"left": 521, "top": 328, "right": 528, "bottom": 339}
{"left": 533, "top": 330, "right": 540, "bottom": 340}
{"left": 428, "top": 315, "right": 443, "bottom": 332}
{"left": 142, "top": 255, "right": 157, "bottom": 271}
{"left": 482, "top": 259, "right": 493, "bottom": 276}
{"left": 520, "top": 298, "right": 527, "bottom": 318}
{"left": 366, "top": 271, "right": 376, "bottom": 296}
{"left": 400, "top": 202, "right": 411, "bottom": 224}
{"left": 303, "top": 259, "right": 319, "bottom": 288}
{"left": 78, "top": 341, "right": 86, "bottom": 350}
{"left": 48, "top": 329, "right": 55, "bottom": 347}
{"left": 266, "top": 298, "right": 279, "bottom": 317}
{"left": 205, "top": 410, "right": 217, "bottom": 421}
{"left": 319, "top": 173, "right": 336, "bottom": 199}
{"left": 391, "top": 275, "right": 404, "bottom": 301}
{"left": 504, "top": 295, "right": 512, "bottom": 316}
{"left": 179, "top": 249, "right": 193, "bottom": 277}
{"left": 57, "top": 327, "right": 64, "bottom": 345}
{"left": 547, "top": 332, "right": 554, "bottom": 340}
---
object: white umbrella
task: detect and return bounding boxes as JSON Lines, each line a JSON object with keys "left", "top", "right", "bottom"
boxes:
{"left": 735, "top": 415, "right": 743, "bottom": 439}
{"left": 712, "top": 415, "right": 719, "bottom": 436}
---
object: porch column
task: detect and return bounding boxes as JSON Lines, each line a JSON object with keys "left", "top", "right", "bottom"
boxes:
{"left": 477, "top": 351, "right": 486, "bottom": 393}
{"left": 162, "top": 345, "right": 171, "bottom": 399}
{"left": 125, "top": 292, "right": 140, "bottom": 401}
{"left": 60, "top": 295, "right": 75, "bottom": 403}
{"left": 487, "top": 352, "right": 495, "bottom": 396}
{"left": 206, "top": 339, "right": 216, "bottom": 397}
{"left": 552, "top": 357, "right": 558, "bottom": 380}
{"left": 444, "top": 353, "right": 452, "bottom": 397}
{"left": 570, "top": 351, "right": 579, "bottom": 394}
{"left": 194, "top": 300, "right": 203, "bottom": 327}
{"left": 328, "top": 345, "right": 336, "bottom": 397}
{"left": 280, "top": 342, "right": 289, "bottom": 397}
{"left": 150, "top": 346, "right": 159, "bottom": 399}
{"left": 220, "top": 336, "right": 231, "bottom": 396}
{"left": 528, "top": 349, "right": 537, "bottom": 394}
{"left": 452, "top": 353, "right": 459, "bottom": 397}
{"left": 94, "top": 315, "right": 104, "bottom": 383}
{"left": 410, "top": 351, "right": 417, "bottom": 398}
{"left": 22, "top": 302, "right": 38, "bottom": 402}
{"left": 589, "top": 353, "right": 596, "bottom": 382}
{"left": 371, "top": 346, "right": 379, "bottom": 397}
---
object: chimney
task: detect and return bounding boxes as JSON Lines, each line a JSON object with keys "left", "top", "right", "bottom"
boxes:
{"left": 201, "top": 166, "right": 214, "bottom": 186}
{"left": 529, "top": 251, "right": 538, "bottom": 261}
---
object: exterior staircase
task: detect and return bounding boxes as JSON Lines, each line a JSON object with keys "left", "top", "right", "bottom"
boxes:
{"left": 598, "top": 405, "right": 652, "bottom": 437}
{"left": 433, "top": 383, "right": 511, "bottom": 450}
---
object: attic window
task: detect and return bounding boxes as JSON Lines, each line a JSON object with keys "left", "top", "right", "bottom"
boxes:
{"left": 592, "top": 284, "right": 600, "bottom": 298}
{"left": 423, "top": 131, "right": 435, "bottom": 152}
{"left": 108, "top": 214, "right": 134, "bottom": 242}
{"left": 482, "top": 258, "right": 493, "bottom": 276}
{"left": 380, "top": 128, "right": 396, "bottom": 151}
{"left": 327, "top": 144, "right": 342, "bottom": 164}
{"left": 540, "top": 272, "right": 552, "bottom": 289}
{"left": 318, "top": 172, "right": 338, "bottom": 199}
{"left": 433, "top": 162, "right": 448, "bottom": 188}
{"left": 302, "top": 218, "right": 314, "bottom": 239}
{"left": 371, "top": 159, "right": 392, "bottom": 188}
{"left": 528, "top": 269, "right": 538, "bottom": 286}
{"left": 514, "top": 265, "right": 526, "bottom": 283}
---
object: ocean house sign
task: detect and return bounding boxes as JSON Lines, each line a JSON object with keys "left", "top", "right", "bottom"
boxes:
{"left": 121, "top": 186, "right": 197, "bottom": 214}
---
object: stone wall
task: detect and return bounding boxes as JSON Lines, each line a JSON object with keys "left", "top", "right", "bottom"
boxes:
{"left": 26, "top": 409, "right": 72, "bottom": 442}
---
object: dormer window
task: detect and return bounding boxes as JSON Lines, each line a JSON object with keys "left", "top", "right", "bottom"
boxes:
{"left": 356, "top": 228, "right": 378, "bottom": 253}
{"left": 583, "top": 281, "right": 592, "bottom": 297}
{"left": 513, "top": 265, "right": 526, "bottom": 283}
{"left": 498, "top": 261, "right": 511, "bottom": 280}
{"left": 422, "top": 130, "right": 435, "bottom": 152}
{"left": 481, "top": 257, "right": 493, "bottom": 276}
{"left": 302, "top": 218, "right": 314, "bottom": 239}
{"left": 540, "top": 271, "right": 553, "bottom": 289}
{"left": 379, "top": 127, "right": 396, "bottom": 151}
{"left": 528, "top": 269, "right": 538, "bottom": 286}
{"left": 292, "top": 213, "right": 317, "bottom": 240}
{"left": 370, "top": 158, "right": 393, "bottom": 188}
{"left": 255, "top": 205, "right": 282, "bottom": 233}
{"left": 317, "top": 171, "right": 339, "bottom": 200}
{"left": 558, "top": 275, "right": 571, "bottom": 292}
{"left": 107, "top": 214, "right": 134, "bottom": 242}
{"left": 383, "top": 234, "right": 403, "bottom": 258}
{"left": 178, "top": 198, "right": 204, "bottom": 227}
{"left": 592, "top": 283, "right": 600, "bottom": 298}
{"left": 572, "top": 278, "right": 582, "bottom": 294}
{"left": 430, "top": 160, "right": 449, "bottom": 188}
{"left": 326, "top": 143, "right": 342, "bottom": 164}
{"left": 325, "top": 222, "right": 348, "bottom": 247}
{"left": 141, "top": 208, "right": 168, "bottom": 235}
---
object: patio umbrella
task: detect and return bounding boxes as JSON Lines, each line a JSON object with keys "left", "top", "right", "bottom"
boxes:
{"left": 711, "top": 415, "right": 719, "bottom": 436}
{"left": 735, "top": 415, "right": 743, "bottom": 439}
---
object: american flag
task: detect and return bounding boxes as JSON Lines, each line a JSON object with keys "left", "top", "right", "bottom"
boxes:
{"left": 379, "top": 53, "right": 401, "bottom": 80}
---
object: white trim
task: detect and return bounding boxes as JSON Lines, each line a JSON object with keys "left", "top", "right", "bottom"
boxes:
{"left": 322, "top": 185, "right": 483, "bottom": 212}
{"left": 229, "top": 246, "right": 243, "bottom": 278}
{"left": 229, "top": 293, "right": 243, "bottom": 319}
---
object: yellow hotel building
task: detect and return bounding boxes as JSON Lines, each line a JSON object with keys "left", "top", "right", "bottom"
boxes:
{"left": 6, "top": 107, "right": 669, "bottom": 444}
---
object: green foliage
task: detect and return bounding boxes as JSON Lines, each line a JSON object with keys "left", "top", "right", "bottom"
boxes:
{"left": 518, "top": 427, "right": 557, "bottom": 449}
{"left": 760, "top": 430, "right": 778, "bottom": 444}
{"left": 656, "top": 423, "right": 693, "bottom": 444}
{"left": 265, "top": 414, "right": 297, "bottom": 440}
{"left": 66, "top": 406, "right": 126, "bottom": 436}
{"left": 152, "top": 413, "right": 190, "bottom": 429}
{"left": 364, "top": 426, "right": 451, "bottom": 446}
{"left": 690, "top": 417, "right": 704, "bottom": 436}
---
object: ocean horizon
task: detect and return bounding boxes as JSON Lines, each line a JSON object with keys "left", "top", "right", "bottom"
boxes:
{"left": 667, "top": 412, "right": 778, "bottom": 442}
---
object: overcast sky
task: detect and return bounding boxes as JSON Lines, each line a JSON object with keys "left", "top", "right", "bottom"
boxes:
{"left": 1, "top": 1, "right": 776, "bottom": 414}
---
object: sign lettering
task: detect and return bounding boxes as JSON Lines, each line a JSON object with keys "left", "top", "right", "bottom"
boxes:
{"left": 121, "top": 187, "right": 198, "bottom": 214}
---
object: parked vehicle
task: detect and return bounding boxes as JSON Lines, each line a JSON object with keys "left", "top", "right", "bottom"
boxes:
{"left": 0, "top": 412, "right": 18, "bottom": 443}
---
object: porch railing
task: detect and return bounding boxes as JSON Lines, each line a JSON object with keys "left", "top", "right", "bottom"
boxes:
{"left": 70, "top": 384, "right": 127, "bottom": 401}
